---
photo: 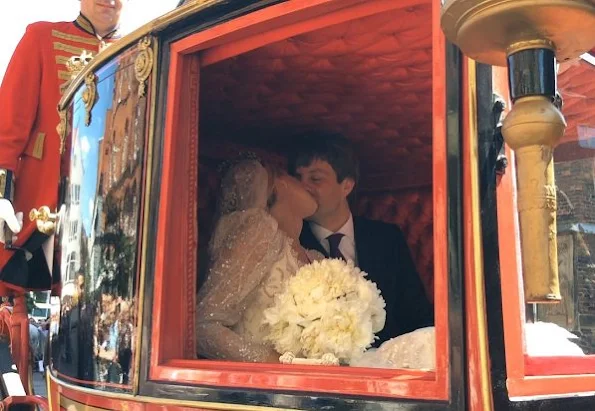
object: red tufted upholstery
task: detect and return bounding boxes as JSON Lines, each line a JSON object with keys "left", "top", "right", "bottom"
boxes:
{"left": 196, "top": 2, "right": 435, "bottom": 300}
{"left": 200, "top": 2, "right": 433, "bottom": 191}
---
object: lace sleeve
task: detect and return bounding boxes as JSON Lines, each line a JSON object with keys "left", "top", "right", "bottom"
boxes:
{"left": 306, "top": 249, "right": 325, "bottom": 262}
{"left": 196, "top": 209, "right": 285, "bottom": 362}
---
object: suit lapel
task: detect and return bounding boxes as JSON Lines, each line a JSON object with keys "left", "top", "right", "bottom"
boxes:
{"left": 300, "top": 223, "right": 328, "bottom": 257}
{"left": 354, "top": 217, "right": 373, "bottom": 272}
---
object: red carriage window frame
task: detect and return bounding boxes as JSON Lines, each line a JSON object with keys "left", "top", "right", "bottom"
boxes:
{"left": 149, "top": 0, "right": 450, "bottom": 400}
{"left": 494, "top": 67, "right": 595, "bottom": 400}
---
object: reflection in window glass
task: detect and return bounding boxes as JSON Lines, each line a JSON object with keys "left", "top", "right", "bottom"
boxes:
{"left": 50, "top": 46, "right": 148, "bottom": 391}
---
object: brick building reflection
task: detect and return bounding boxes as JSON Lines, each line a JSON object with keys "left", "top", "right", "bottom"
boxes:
{"left": 90, "top": 53, "right": 146, "bottom": 300}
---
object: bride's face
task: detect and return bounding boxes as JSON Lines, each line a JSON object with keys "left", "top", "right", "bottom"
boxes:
{"left": 272, "top": 173, "right": 318, "bottom": 218}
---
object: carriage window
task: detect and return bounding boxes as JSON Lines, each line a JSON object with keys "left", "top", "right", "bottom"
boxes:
{"left": 522, "top": 58, "right": 595, "bottom": 365}
{"left": 496, "top": 56, "right": 595, "bottom": 399}
{"left": 526, "top": 58, "right": 595, "bottom": 358}
{"left": 195, "top": 10, "right": 437, "bottom": 367}
{"left": 151, "top": 0, "right": 450, "bottom": 401}
{"left": 50, "top": 44, "right": 149, "bottom": 392}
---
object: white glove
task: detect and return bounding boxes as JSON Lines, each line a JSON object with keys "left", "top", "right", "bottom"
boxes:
{"left": 0, "top": 199, "right": 23, "bottom": 245}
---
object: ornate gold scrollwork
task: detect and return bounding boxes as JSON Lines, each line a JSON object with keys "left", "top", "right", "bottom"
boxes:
{"left": 82, "top": 72, "right": 98, "bottom": 126}
{"left": 66, "top": 50, "right": 94, "bottom": 80}
{"left": 134, "top": 36, "right": 154, "bottom": 98}
{"left": 57, "top": 108, "right": 68, "bottom": 155}
{"left": 29, "top": 206, "right": 58, "bottom": 236}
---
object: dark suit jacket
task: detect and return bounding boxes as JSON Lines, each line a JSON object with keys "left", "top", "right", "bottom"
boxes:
{"left": 300, "top": 216, "right": 434, "bottom": 345}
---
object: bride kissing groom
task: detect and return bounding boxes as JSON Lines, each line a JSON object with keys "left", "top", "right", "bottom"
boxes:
{"left": 196, "top": 132, "right": 434, "bottom": 366}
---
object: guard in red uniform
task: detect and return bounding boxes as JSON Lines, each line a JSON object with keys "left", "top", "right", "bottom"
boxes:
{"left": 0, "top": 0, "right": 127, "bottom": 294}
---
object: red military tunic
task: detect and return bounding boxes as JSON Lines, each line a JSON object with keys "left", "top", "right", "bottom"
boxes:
{"left": 0, "top": 15, "right": 120, "bottom": 292}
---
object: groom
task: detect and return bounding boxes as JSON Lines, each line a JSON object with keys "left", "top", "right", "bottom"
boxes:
{"left": 288, "top": 132, "right": 434, "bottom": 345}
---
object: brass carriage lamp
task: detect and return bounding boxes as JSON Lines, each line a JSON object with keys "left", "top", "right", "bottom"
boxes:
{"left": 441, "top": 0, "right": 595, "bottom": 303}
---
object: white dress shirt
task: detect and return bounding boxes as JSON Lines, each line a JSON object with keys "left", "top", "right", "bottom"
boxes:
{"left": 309, "top": 214, "right": 358, "bottom": 264}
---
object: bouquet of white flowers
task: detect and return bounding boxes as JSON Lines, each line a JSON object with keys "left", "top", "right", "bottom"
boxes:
{"left": 263, "top": 258, "right": 386, "bottom": 364}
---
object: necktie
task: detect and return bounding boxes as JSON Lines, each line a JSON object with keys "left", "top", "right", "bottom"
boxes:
{"left": 326, "top": 233, "right": 346, "bottom": 261}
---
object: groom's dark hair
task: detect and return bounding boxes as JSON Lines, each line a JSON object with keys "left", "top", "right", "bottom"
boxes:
{"left": 287, "top": 131, "right": 359, "bottom": 186}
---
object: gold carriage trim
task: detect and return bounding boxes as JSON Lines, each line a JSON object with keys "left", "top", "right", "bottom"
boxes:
{"left": 59, "top": 81, "right": 70, "bottom": 95}
{"left": 29, "top": 206, "right": 58, "bottom": 236}
{"left": 66, "top": 50, "right": 95, "bottom": 80}
{"left": 135, "top": 36, "right": 154, "bottom": 98}
{"left": 51, "top": 29, "right": 99, "bottom": 46}
{"left": 82, "top": 73, "right": 98, "bottom": 126}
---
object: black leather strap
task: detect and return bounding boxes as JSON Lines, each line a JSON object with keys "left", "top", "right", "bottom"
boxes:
{"left": 0, "top": 169, "right": 15, "bottom": 203}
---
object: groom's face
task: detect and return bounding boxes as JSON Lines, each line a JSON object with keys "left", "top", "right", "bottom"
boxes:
{"left": 295, "top": 159, "right": 353, "bottom": 225}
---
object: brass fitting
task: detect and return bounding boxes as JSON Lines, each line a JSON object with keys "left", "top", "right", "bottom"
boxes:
{"left": 29, "top": 206, "right": 58, "bottom": 236}
{"left": 501, "top": 96, "right": 566, "bottom": 302}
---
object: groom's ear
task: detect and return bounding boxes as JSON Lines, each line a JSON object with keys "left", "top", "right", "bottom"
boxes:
{"left": 341, "top": 177, "right": 355, "bottom": 198}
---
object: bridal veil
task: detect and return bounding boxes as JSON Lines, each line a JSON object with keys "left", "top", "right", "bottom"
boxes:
{"left": 196, "top": 159, "right": 286, "bottom": 362}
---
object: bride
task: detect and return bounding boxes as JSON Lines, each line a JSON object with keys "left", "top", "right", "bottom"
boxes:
{"left": 196, "top": 158, "right": 322, "bottom": 362}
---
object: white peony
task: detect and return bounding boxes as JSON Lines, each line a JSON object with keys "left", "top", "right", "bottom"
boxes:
{"left": 263, "top": 258, "right": 386, "bottom": 364}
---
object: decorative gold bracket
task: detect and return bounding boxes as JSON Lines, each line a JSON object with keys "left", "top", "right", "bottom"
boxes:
{"left": 82, "top": 72, "right": 98, "bottom": 126}
{"left": 66, "top": 50, "right": 94, "bottom": 80}
{"left": 57, "top": 108, "right": 68, "bottom": 155}
{"left": 135, "top": 36, "right": 154, "bottom": 98}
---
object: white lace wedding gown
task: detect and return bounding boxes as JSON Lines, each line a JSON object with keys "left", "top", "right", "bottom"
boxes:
{"left": 196, "top": 208, "right": 321, "bottom": 362}
{"left": 197, "top": 207, "right": 435, "bottom": 367}
{"left": 351, "top": 327, "right": 436, "bottom": 370}
{"left": 350, "top": 321, "right": 586, "bottom": 369}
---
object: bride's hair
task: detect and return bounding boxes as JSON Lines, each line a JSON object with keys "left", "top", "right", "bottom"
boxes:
{"left": 264, "top": 163, "right": 281, "bottom": 210}
{"left": 216, "top": 155, "right": 284, "bottom": 216}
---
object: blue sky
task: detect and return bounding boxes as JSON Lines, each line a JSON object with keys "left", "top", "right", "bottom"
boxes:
{"left": 74, "top": 62, "right": 117, "bottom": 235}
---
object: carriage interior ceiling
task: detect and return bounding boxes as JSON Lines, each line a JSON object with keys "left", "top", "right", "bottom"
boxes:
{"left": 197, "top": 2, "right": 435, "bottom": 299}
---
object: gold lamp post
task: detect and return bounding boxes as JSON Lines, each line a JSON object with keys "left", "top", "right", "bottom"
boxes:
{"left": 441, "top": 0, "right": 595, "bottom": 303}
